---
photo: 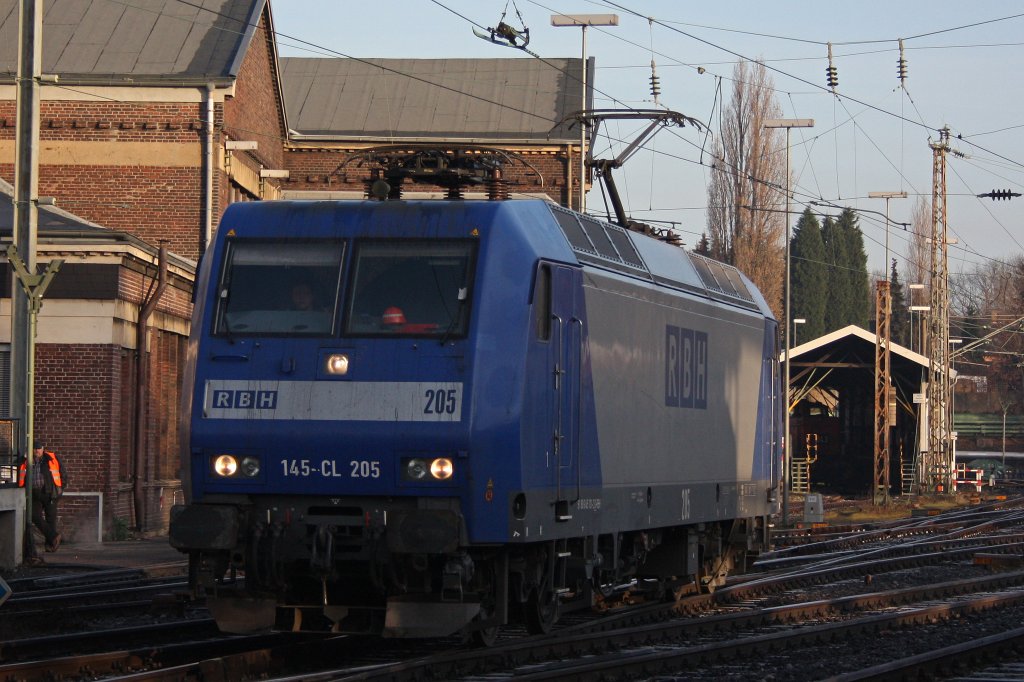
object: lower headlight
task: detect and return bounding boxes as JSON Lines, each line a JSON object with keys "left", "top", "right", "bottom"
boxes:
{"left": 240, "top": 457, "right": 261, "bottom": 477}
{"left": 213, "top": 454, "right": 238, "bottom": 477}
{"left": 212, "top": 454, "right": 260, "bottom": 478}
{"left": 406, "top": 458, "right": 428, "bottom": 480}
{"left": 402, "top": 457, "right": 455, "bottom": 482}
{"left": 430, "top": 458, "right": 454, "bottom": 480}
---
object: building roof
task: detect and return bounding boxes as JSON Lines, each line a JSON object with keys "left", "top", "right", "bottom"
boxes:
{"left": 788, "top": 324, "right": 929, "bottom": 369}
{"left": 0, "top": 0, "right": 265, "bottom": 84}
{"left": 0, "top": 179, "right": 103, "bottom": 233}
{"left": 280, "top": 57, "right": 585, "bottom": 143}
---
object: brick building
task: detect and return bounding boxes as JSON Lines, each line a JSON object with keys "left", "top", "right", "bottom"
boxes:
{"left": 0, "top": 0, "right": 586, "bottom": 545}
{"left": 278, "top": 57, "right": 586, "bottom": 206}
{"left": 0, "top": 0, "right": 289, "bottom": 542}
{"left": 0, "top": 183, "right": 194, "bottom": 554}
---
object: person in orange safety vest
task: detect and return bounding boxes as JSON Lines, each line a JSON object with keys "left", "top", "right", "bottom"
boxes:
{"left": 18, "top": 442, "right": 65, "bottom": 553}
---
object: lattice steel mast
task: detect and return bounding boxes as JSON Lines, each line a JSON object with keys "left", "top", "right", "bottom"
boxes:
{"left": 925, "top": 127, "right": 952, "bottom": 493}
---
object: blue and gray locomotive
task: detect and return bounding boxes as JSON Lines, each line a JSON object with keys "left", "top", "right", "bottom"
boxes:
{"left": 170, "top": 198, "right": 780, "bottom": 641}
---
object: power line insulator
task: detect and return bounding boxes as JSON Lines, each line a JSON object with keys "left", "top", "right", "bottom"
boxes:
{"left": 826, "top": 65, "right": 838, "bottom": 89}
{"left": 826, "top": 42, "right": 838, "bottom": 91}
{"left": 897, "top": 39, "right": 908, "bottom": 84}
{"left": 649, "top": 60, "right": 661, "bottom": 102}
{"left": 977, "top": 189, "right": 1021, "bottom": 200}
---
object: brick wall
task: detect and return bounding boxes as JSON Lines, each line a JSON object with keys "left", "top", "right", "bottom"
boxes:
{"left": 28, "top": 257, "right": 193, "bottom": 541}
{"left": 223, "top": 17, "right": 287, "bottom": 174}
{"left": 34, "top": 343, "right": 124, "bottom": 541}
{"left": 0, "top": 100, "right": 211, "bottom": 260}
{"left": 0, "top": 102, "right": 206, "bottom": 142}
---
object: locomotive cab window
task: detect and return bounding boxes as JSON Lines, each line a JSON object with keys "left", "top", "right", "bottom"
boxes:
{"left": 534, "top": 263, "right": 552, "bottom": 341}
{"left": 214, "top": 240, "right": 344, "bottom": 336}
{"left": 345, "top": 240, "right": 475, "bottom": 337}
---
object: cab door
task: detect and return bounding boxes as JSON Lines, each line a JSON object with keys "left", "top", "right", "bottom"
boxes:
{"left": 540, "top": 263, "right": 583, "bottom": 522}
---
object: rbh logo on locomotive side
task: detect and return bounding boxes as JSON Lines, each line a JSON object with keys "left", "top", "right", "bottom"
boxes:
{"left": 664, "top": 325, "right": 708, "bottom": 409}
{"left": 211, "top": 389, "right": 278, "bottom": 410}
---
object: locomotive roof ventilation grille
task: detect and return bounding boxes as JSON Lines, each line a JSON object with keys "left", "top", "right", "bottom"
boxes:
{"left": 549, "top": 206, "right": 649, "bottom": 277}
{"left": 688, "top": 252, "right": 755, "bottom": 304}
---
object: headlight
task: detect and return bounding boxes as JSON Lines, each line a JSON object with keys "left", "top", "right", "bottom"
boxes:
{"left": 213, "top": 454, "right": 238, "bottom": 476}
{"left": 403, "top": 457, "right": 455, "bottom": 482}
{"left": 406, "top": 458, "right": 428, "bottom": 480}
{"left": 240, "top": 457, "right": 261, "bottom": 477}
{"left": 430, "top": 458, "right": 454, "bottom": 480}
{"left": 326, "top": 353, "right": 349, "bottom": 375}
{"left": 212, "top": 454, "right": 260, "bottom": 478}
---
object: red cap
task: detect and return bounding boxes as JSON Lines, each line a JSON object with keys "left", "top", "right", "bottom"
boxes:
{"left": 382, "top": 306, "right": 406, "bottom": 325}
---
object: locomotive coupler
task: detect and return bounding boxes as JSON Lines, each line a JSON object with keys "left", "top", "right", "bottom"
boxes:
{"left": 441, "top": 554, "right": 474, "bottom": 602}
{"left": 310, "top": 525, "right": 335, "bottom": 574}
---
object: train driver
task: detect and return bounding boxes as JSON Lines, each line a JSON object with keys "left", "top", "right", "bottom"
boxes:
{"left": 291, "top": 282, "right": 316, "bottom": 311}
{"left": 381, "top": 306, "right": 406, "bottom": 328}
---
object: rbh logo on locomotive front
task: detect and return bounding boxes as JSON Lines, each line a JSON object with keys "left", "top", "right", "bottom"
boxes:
{"left": 204, "top": 380, "right": 463, "bottom": 421}
{"left": 664, "top": 325, "right": 708, "bottom": 409}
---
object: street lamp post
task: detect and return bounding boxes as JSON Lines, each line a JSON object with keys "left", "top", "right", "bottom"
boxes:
{"left": 908, "top": 283, "right": 925, "bottom": 352}
{"left": 868, "top": 191, "right": 907, "bottom": 274}
{"left": 793, "top": 318, "right": 806, "bottom": 348}
{"left": 551, "top": 13, "right": 619, "bottom": 213}
{"left": 764, "top": 118, "right": 813, "bottom": 526}
{"left": 949, "top": 338, "right": 963, "bottom": 473}
{"left": 913, "top": 307, "right": 929, "bottom": 352}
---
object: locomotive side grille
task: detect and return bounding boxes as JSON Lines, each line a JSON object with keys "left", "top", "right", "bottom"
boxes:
{"left": 689, "top": 252, "right": 755, "bottom": 304}
{"left": 552, "top": 208, "right": 596, "bottom": 253}
{"left": 604, "top": 224, "right": 645, "bottom": 267}
{"left": 579, "top": 216, "right": 621, "bottom": 260}
{"left": 550, "top": 206, "right": 651, "bottom": 277}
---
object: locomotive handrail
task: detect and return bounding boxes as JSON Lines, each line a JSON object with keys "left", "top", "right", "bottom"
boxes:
{"left": 552, "top": 313, "right": 564, "bottom": 508}
{"left": 572, "top": 316, "right": 584, "bottom": 504}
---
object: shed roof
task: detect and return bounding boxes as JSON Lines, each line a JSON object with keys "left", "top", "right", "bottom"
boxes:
{"left": 788, "top": 324, "right": 929, "bottom": 369}
{"left": 280, "top": 57, "right": 584, "bottom": 142}
{"left": 0, "top": 0, "right": 264, "bottom": 84}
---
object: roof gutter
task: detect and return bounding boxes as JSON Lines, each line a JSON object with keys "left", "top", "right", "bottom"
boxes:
{"left": 288, "top": 134, "right": 578, "bottom": 146}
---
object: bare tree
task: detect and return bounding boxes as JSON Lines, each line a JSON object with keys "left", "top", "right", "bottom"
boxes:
{"left": 904, "top": 195, "right": 930, "bottom": 288}
{"left": 950, "top": 260, "right": 1015, "bottom": 318}
{"left": 706, "top": 60, "right": 786, "bottom": 319}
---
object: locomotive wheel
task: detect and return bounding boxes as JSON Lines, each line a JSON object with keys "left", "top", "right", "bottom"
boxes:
{"left": 524, "top": 585, "right": 558, "bottom": 634}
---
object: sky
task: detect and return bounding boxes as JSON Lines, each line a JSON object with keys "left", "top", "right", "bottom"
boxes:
{"left": 271, "top": 1, "right": 1024, "bottom": 280}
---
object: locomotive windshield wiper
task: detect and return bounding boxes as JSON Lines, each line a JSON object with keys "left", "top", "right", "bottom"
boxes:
{"left": 438, "top": 286, "right": 468, "bottom": 345}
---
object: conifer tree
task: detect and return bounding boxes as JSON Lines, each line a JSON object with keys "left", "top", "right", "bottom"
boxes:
{"left": 821, "top": 215, "right": 849, "bottom": 332}
{"left": 889, "top": 259, "right": 909, "bottom": 347}
{"left": 838, "top": 208, "right": 871, "bottom": 328}
{"left": 693, "top": 233, "right": 711, "bottom": 256}
{"left": 790, "top": 208, "right": 827, "bottom": 341}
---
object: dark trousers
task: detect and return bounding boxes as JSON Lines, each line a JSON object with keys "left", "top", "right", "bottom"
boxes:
{"left": 31, "top": 492, "right": 59, "bottom": 546}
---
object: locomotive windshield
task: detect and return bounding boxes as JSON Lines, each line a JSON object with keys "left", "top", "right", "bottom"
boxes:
{"left": 214, "top": 240, "right": 344, "bottom": 336}
{"left": 345, "top": 240, "right": 475, "bottom": 337}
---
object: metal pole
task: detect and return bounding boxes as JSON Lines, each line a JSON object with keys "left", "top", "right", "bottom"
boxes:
{"left": 783, "top": 128, "right": 791, "bottom": 524}
{"left": 13, "top": 0, "right": 43, "bottom": 560}
{"left": 580, "top": 26, "right": 587, "bottom": 213}
{"left": 764, "top": 117, "right": 813, "bottom": 524}
{"left": 552, "top": 14, "right": 618, "bottom": 213}
{"left": 868, "top": 191, "right": 906, "bottom": 277}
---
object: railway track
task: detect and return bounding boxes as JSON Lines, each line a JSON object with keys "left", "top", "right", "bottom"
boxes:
{"left": 8, "top": 502, "right": 1024, "bottom": 680}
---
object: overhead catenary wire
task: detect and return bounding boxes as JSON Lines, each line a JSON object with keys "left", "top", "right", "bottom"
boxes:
{"left": 51, "top": 0, "right": 1024, "bottom": 281}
